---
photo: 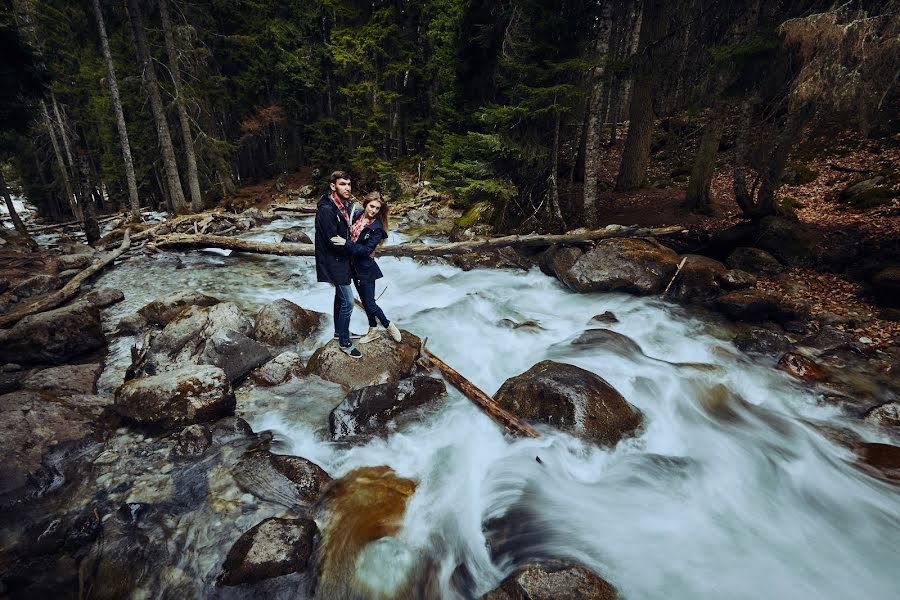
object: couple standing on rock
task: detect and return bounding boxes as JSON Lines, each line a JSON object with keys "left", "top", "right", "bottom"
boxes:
{"left": 314, "top": 170, "right": 402, "bottom": 358}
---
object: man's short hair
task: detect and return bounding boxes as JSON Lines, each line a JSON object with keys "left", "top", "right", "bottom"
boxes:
{"left": 330, "top": 170, "right": 351, "bottom": 184}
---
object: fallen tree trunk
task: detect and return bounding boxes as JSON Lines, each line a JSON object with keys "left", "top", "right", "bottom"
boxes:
{"left": 418, "top": 340, "right": 539, "bottom": 438}
{"left": 151, "top": 224, "right": 686, "bottom": 257}
{"left": 0, "top": 228, "right": 131, "bottom": 328}
{"left": 271, "top": 204, "right": 317, "bottom": 215}
{"left": 29, "top": 211, "right": 149, "bottom": 233}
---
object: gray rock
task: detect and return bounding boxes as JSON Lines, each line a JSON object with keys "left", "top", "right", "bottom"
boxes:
{"left": 219, "top": 517, "right": 317, "bottom": 586}
{"left": 562, "top": 238, "right": 679, "bottom": 295}
{"left": 864, "top": 402, "right": 900, "bottom": 429}
{"left": 137, "top": 290, "right": 220, "bottom": 327}
{"left": 539, "top": 245, "right": 583, "bottom": 281}
{"left": 114, "top": 365, "right": 235, "bottom": 429}
{"left": 726, "top": 247, "right": 784, "bottom": 276}
{"left": 57, "top": 253, "right": 94, "bottom": 271}
{"left": 233, "top": 451, "right": 331, "bottom": 509}
{"left": 494, "top": 360, "right": 643, "bottom": 446}
{"left": 195, "top": 328, "right": 273, "bottom": 383}
{"left": 10, "top": 274, "right": 59, "bottom": 300}
{"left": 57, "top": 269, "right": 81, "bottom": 283}
{"left": 116, "top": 312, "right": 147, "bottom": 335}
{"left": 480, "top": 561, "right": 621, "bottom": 600}
{"left": 572, "top": 329, "right": 644, "bottom": 358}
{"left": 22, "top": 363, "right": 103, "bottom": 395}
{"left": 306, "top": 330, "right": 421, "bottom": 390}
{"left": 84, "top": 288, "right": 124, "bottom": 308}
{"left": 0, "top": 277, "right": 8, "bottom": 293}
{"left": 732, "top": 329, "right": 792, "bottom": 355}
{"left": 253, "top": 299, "right": 323, "bottom": 347}
{"left": 281, "top": 228, "right": 312, "bottom": 244}
{"left": 721, "top": 268, "right": 757, "bottom": 290}
{"left": 170, "top": 424, "right": 213, "bottom": 458}
{"left": 0, "top": 302, "right": 106, "bottom": 365}
{"left": 249, "top": 351, "right": 305, "bottom": 386}
{"left": 330, "top": 376, "right": 447, "bottom": 439}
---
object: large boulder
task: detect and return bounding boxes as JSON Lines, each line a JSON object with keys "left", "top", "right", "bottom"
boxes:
{"left": 57, "top": 253, "right": 94, "bottom": 271}
{"left": 22, "top": 363, "right": 103, "bottom": 395}
{"left": 562, "top": 238, "right": 679, "bottom": 295}
{"left": 0, "top": 302, "right": 106, "bottom": 365}
{"left": 114, "top": 365, "right": 235, "bottom": 429}
{"left": 253, "top": 299, "right": 323, "bottom": 347}
{"left": 9, "top": 274, "right": 59, "bottom": 301}
{"left": 330, "top": 376, "right": 447, "bottom": 439}
{"left": 754, "top": 216, "right": 819, "bottom": 267}
{"left": 281, "top": 228, "right": 312, "bottom": 244}
{"left": 232, "top": 451, "right": 332, "bottom": 509}
{"left": 128, "top": 302, "right": 272, "bottom": 382}
{"left": 306, "top": 330, "right": 421, "bottom": 389}
{"left": 249, "top": 351, "right": 305, "bottom": 386}
{"left": 481, "top": 562, "right": 620, "bottom": 600}
{"left": 668, "top": 254, "right": 728, "bottom": 304}
{"left": 219, "top": 517, "right": 317, "bottom": 586}
{"left": 137, "top": 290, "right": 220, "bottom": 328}
{"left": 713, "top": 289, "right": 799, "bottom": 323}
{"left": 539, "top": 246, "right": 583, "bottom": 280}
{"left": 726, "top": 247, "right": 784, "bottom": 276}
{"left": 494, "top": 360, "right": 643, "bottom": 446}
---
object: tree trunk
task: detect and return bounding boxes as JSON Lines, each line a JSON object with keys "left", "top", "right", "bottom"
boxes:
{"left": 755, "top": 104, "right": 815, "bottom": 216}
{"left": 41, "top": 100, "right": 80, "bottom": 221}
{"left": 92, "top": 0, "right": 141, "bottom": 222}
{"left": 733, "top": 97, "right": 756, "bottom": 215}
{"left": 0, "top": 169, "right": 32, "bottom": 239}
{"left": 51, "top": 95, "right": 78, "bottom": 186}
{"left": 549, "top": 109, "right": 565, "bottom": 230}
{"left": 126, "top": 0, "right": 189, "bottom": 214}
{"left": 77, "top": 150, "right": 101, "bottom": 243}
{"left": 684, "top": 106, "right": 725, "bottom": 213}
{"left": 615, "top": 0, "right": 666, "bottom": 192}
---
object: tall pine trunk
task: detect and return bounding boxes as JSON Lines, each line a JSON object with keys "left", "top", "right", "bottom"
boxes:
{"left": 41, "top": 100, "right": 80, "bottom": 221}
{"left": 126, "top": 0, "right": 188, "bottom": 214}
{"left": 1, "top": 169, "right": 31, "bottom": 239}
{"left": 684, "top": 106, "right": 725, "bottom": 213}
{"left": 582, "top": 2, "right": 615, "bottom": 228}
{"left": 91, "top": 0, "right": 141, "bottom": 221}
{"left": 76, "top": 150, "right": 101, "bottom": 243}
{"left": 159, "top": 0, "right": 202, "bottom": 212}
{"left": 615, "top": 0, "right": 666, "bottom": 192}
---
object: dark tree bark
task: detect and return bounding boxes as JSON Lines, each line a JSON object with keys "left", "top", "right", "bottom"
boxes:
{"left": 0, "top": 169, "right": 32, "bottom": 238}
{"left": 77, "top": 150, "right": 101, "bottom": 243}
{"left": 684, "top": 105, "right": 725, "bottom": 213}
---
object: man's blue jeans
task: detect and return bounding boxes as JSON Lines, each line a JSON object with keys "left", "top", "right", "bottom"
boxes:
{"left": 333, "top": 284, "right": 355, "bottom": 347}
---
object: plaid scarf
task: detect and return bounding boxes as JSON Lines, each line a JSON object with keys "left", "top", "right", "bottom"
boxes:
{"left": 350, "top": 214, "right": 373, "bottom": 242}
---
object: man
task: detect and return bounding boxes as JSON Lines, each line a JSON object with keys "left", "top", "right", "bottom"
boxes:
{"left": 314, "top": 171, "right": 362, "bottom": 358}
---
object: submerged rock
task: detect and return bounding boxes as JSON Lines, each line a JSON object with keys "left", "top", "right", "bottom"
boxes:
{"left": 233, "top": 451, "right": 331, "bottom": 509}
{"left": 170, "top": 424, "right": 213, "bottom": 458}
{"left": 0, "top": 301, "right": 106, "bottom": 365}
{"left": 562, "top": 238, "right": 679, "bottom": 295}
{"left": 219, "top": 517, "right": 317, "bottom": 586}
{"left": 481, "top": 561, "right": 621, "bottom": 600}
{"left": 306, "top": 330, "right": 421, "bottom": 389}
{"left": 776, "top": 352, "right": 830, "bottom": 382}
{"left": 494, "top": 360, "right": 643, "bottom": 446}
{"left": 329, "top": 376, "right": 447, "bottom": 439}
{"left": 253, "top": 298, "right": 323, "bottom": 347}
{"left": 572, "top": 329, "right": 644, "bottom": 358}
{"left": 114, "top": 365, "right": 235, "bottom": 429}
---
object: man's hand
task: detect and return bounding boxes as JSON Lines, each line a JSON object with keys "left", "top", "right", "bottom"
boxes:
{"left": 330, "top": 236, "right": 347, "bottom": 246}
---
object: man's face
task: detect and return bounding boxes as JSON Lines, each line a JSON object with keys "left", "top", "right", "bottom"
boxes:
{"left": 330, "top": 178, "right": 352, "bottom": 201}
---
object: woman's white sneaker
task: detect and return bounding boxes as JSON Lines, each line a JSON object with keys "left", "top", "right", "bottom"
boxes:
{"left": 358, "top": 326, "right": 381, "bottom": 344}
{"left": 387, "top": 322, "right": 402, "bottom": 342}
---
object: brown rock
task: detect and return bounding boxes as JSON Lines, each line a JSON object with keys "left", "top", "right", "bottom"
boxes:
{"left": 494, "top": 360, "right": 643, "bottom": 446}
{"left": 0, "top": 302, "right": 106, "bottom": 365}
{"left": 854, "top": 442, "right": 900, "bottom": 481}
{"left": 219, "top": 517, "right": 317, "bottom": 586}
{"left": 863, "top": 402, "right": 900, "bottom": 429}
{"left": 306, "top": 330, "right": 421, "bottom": 390}
{"left": 725, "top": 247, "right": 784, "bottom": 275}
{"left": 281, "top": 228, "right": 312, "bottom": 244}
{"left": 253, "top": 299, "right": 323, "bottom": 347}
{"left": 714, "top": 289, "right": 797, "bottom": 323}
{"left": 563, "top": 238, "right": 679, "bottom": 295}
{"left": 539, "top": 245, "right": 583, "bottom": 281}
{"left": 170, "top": 424, "right": 213, "bottom": 458}
{"left": 776, "top": 352, "right": 830, "bottom": 382}
{"left": 137, "top": 290, "right": 220, "bottom": 327}
{"left": 22, "top": 363, "right": 103, "bottom": 395}
{"left": 330, "top": 376, "right": 447, "bottom": 439}
{"left": 481, "top": 562, "right": 621, "bottom": 600}
{"left": 233, "top": 451, "right": 331, "bottom": 508}
{"left": 84, "top": 288, "right": 124, "bottom": 308}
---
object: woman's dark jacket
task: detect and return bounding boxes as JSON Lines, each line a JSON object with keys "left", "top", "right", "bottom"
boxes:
{"left": 314, "top": 194, "right": 353, "bottom": 285}
{"left": 346, "top": 209, "right": 387, "bottom": 282}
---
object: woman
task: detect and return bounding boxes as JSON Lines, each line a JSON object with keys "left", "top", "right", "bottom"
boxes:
{"left": 331, "top": 192, "right": 401, "bottom": 344}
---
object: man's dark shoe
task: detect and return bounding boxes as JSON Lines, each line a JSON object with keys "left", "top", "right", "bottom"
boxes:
{"left": 339, "top": 343, "right": 362, "bottom": 359}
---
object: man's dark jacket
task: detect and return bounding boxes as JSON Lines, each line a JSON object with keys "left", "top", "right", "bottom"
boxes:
{"left": 314, "top": 194, "right": 353, "bottom": 284}
{"left": 346, "top": 209, "right": 387, "bottom": 282}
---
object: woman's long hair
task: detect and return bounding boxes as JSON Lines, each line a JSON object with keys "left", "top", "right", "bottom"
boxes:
{"left": 364, "top": 191, "right": 389, "bottom": 232}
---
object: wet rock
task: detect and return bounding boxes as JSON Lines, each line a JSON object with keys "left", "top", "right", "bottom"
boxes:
{"left": 84, "top": 287, "right": 124, "bottom": 308}
{"left": 721, "top": 268, "right": 758, "bottom": 290}
{"left": 854, "top": 442, "right": 900, "bottom": 481}
{"left": 233, "top": 451, "right": 331, "bottom": 508}
{"left": 249, "top": 351, "right": 305, "bottom": 386}
{"left": 22, "top": 362, "right": 103, "bottom": 395}
{"left": 137, "top": 290, "right": 220, "bottom": 327}
{"left": 306, "top": 330, "right": 421, "bottom": 390}
{"left": 281, "top": 228, "right": 312, "bottom": 244}
{"left": 451, "top": 247, "right": 532, "bottom": 271}
{"left": 0, "top": 277, "right": 8, "bottom": 293}
{"left": 0, "top": 389, "right": 102, "bottom": 498}
{"left": 863, "top": 402, "right": 900, "bottom": 429}
{"left": 10, "top": 274, "right": 59, "bottom": 300}
{"left": 114, "top": 365, "right": 236, "bottom": 429}
{"left": 668, "top": 254, "right": 728, "bottom": 304}
{"left": 481, "top": 561, "right": 621, "bottom": 600}
{"left": 170, "top": 424, "right": 213, "bottom": 458}
{"left": 330, "top": 376, "right": 447, "bottom": 439}
{"left": 802, "top": 325, "right": 865, "bottom": 354}
{"left": 0, "top": 369, "right": 30, "bottom": 394}
{"left": 732, "top": 329, "right": 792, "bottom": 356}
{"left": 253, "top": 298, "right": 323, "bottom": 347}
{"left": 116, "top": 312, "right": 147, "bottom": 335}
{"left": 195, "top": 328, "right": 273, "bottom": 382}
{"left": 871, "top": 266, "right": 900, "bottom": 308}
{"left": 219, "top": 517, "right": 317, "bottom": 585}
{"left": 590, "top": 311, "right": 619, "bottom": 323}
{"left": 210, "top": 416, "right": 256, "bottom": 445}
{"left": 539, "top": 245, "right": 583, "bottom": 281}
{"left": 572, "top": 329, "right": 644, "bottom": 358}
{"left": 57, "top": 253, "right": 94, "bottom": 270}
{"left": 713, "top": 289, "right": 798, "bottom": 323}
{"left": 725, "top": 247, "right": 784, "bottom": 275}
{"left": 562, "top": 238, "right": 679, "bottom": 295}
{"left": 776, "top": 352, "right": 830, "bottom": 382}
{"left": 0, "top": 301, "right": 106, "bottom": 365}
{"left": 494, "top": 360, "right": 643, "bottom": 446}
{"left": 499, "top": 319, "right": 544, "bottom": 331}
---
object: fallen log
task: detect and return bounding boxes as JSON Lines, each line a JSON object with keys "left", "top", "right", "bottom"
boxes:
{"left": 272, "top": 204, "right": 317, "bottom": 214}
{"left": 150, "top": 224, "right": 687, "bottom": 257}
{"left": 28, "top": 211, "right": 147, "bottom": 233}
{"left": 0, "top": 228, "right": 131, "bottom": 328}
{"left": 417, "top": 339, "right": 539, "bottom": 438}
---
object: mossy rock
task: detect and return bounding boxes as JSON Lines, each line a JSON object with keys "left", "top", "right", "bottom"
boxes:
{"left": 456, "top": 201, "right": 495, "bottom": 229}
{"left": 847, "top": 186, "right": 895, "bottom": 209}
{"left": 780, "top": 196, "right": 805, "bottom": 211}
{"left": 782, "top": 163, "right": 819, "bottom": 185}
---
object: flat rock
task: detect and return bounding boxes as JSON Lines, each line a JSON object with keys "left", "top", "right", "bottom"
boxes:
{"left": 776, "top": 352, "right": 830, "bottom": 382}
{"left": 22, "top": 363, "right": 103, "bottom": 395}
{"left": 253, "top": 298, "right": 323, "bottom": 347}
{"left": 0, "top": 302, "right": 106, "bottom": 365}
{"left": 84, "top": 288, "right": 124, "bottom": 308}
{"left": 249, "top": 351, "right": 305, "bottom": 386}
{"left": 330, "top": 376, "right": 447, "bottom": 439}
{"left": 306, "top": 330, "right": 421, "bottom": 390}
{"left": 494, "top": 360, "right": 643, "bottom": 446}
{"left": 733, "top": 329, "right": 792, "bottom": 355}
{"left": 137, "top": 290, "right": 220, "bottom": 327}
{"left": 726, "top": 247, "right": 784, "bottom": 275}
{"left": 481, "top": 561, "right": 621, "bottom": 600}
{"left": 233, "top": 451, "right": 331, "bottom": 509}
{"left": 219, "top": 517, "right": 317, "bottom": 586}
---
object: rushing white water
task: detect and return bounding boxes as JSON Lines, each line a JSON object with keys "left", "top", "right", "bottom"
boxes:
{"left": 92, "top": 216, "right": 900, "bottom": 599}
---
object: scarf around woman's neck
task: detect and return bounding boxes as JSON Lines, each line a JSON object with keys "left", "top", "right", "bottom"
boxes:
{"left": 350, "top": 214, "right": 373, "bottom": 242}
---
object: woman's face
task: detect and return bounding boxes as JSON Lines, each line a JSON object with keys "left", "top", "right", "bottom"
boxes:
{"left": 365, "top": 200, "right": 382, "bottom": 218}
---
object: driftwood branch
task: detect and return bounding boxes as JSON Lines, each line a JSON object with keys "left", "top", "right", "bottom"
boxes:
{"left": 418, "top": 339, "right": 539, "bottom": 438}
{"left": 0, "top": 228, "right": 131, "bottom": 328}
{"left": 150, "top": 225, "right": 687, "bottom": 257}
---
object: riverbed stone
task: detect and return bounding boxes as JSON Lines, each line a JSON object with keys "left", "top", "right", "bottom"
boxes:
{"left": 330, "top": 376, "right": 447, "bottom": 439}
{"left": 725, "top": 247, "right": 784, "bottom": 275}
{"left": 249, "top": 351, "right": 305, "bottom": 386}
{"left": 732, "top": 329, "right": 792, "bottom": 355}
{"left": 0, "top": 301, "right": 106, "bottom": 365}
{"left": 281, "top": 228, "right": 312, "bottom": 244}
{"left": 253, "top": 298, "right": 323, "bottom": 347}
{"left": 863, "top": 402, "right": 900, "bottom": 429}
{"left": 22, "top": 362, "right": 103, "bottom": 395}
{"left": 84, "top": 288, "right": 125, "bottom": 308}
{"left": 114, "top": 365, "right": 235, "bottom": 429}
{"left": 10, "top": 274, "right": 59, "bottom": 300}
{"left": 776, "top": 351, "right": 830, "bottom": 382}
{"left": 571, "top": 329, "right": 645, "bottom": 359}
{"left": 713, "top": 289, "right": 798, "bottom": 322}
{"left": 539, "top": 245, "right": 583, "bottom": 281}
{"left": 233, "top": 451, "right": 331, "bottom": 508}
{"left": 721, "top": 268, "right": 758, "bottom": 290}
{"left": 57, "top": 253, "right": 94, "bottom": 271}
{"left": 481, "top": 561, "right": 621, "bottom": 600}
{"left": 219, "top": 517, "right": 317, "bottom": 585}
{"left": 306, "top": 330, "right": 421, "bottom": 389}
{"left": 562, "top": 238, "right": 679, "bottom": 295}
{"left": 854, "top": 442, "right": 900, "bottom": 481}
{"left": 137, "top": 290, "right": 220, "bottom": 327}
{"left": 668, "top": 254, "right": 728, "bottom": 304}
{"left": 494, "top": 360, "right": 643, "bottom": 446}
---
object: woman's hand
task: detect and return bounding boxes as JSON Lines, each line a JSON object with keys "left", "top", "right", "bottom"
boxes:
{"left": 330, "top": 236, "right": 347, "bottom": 246}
